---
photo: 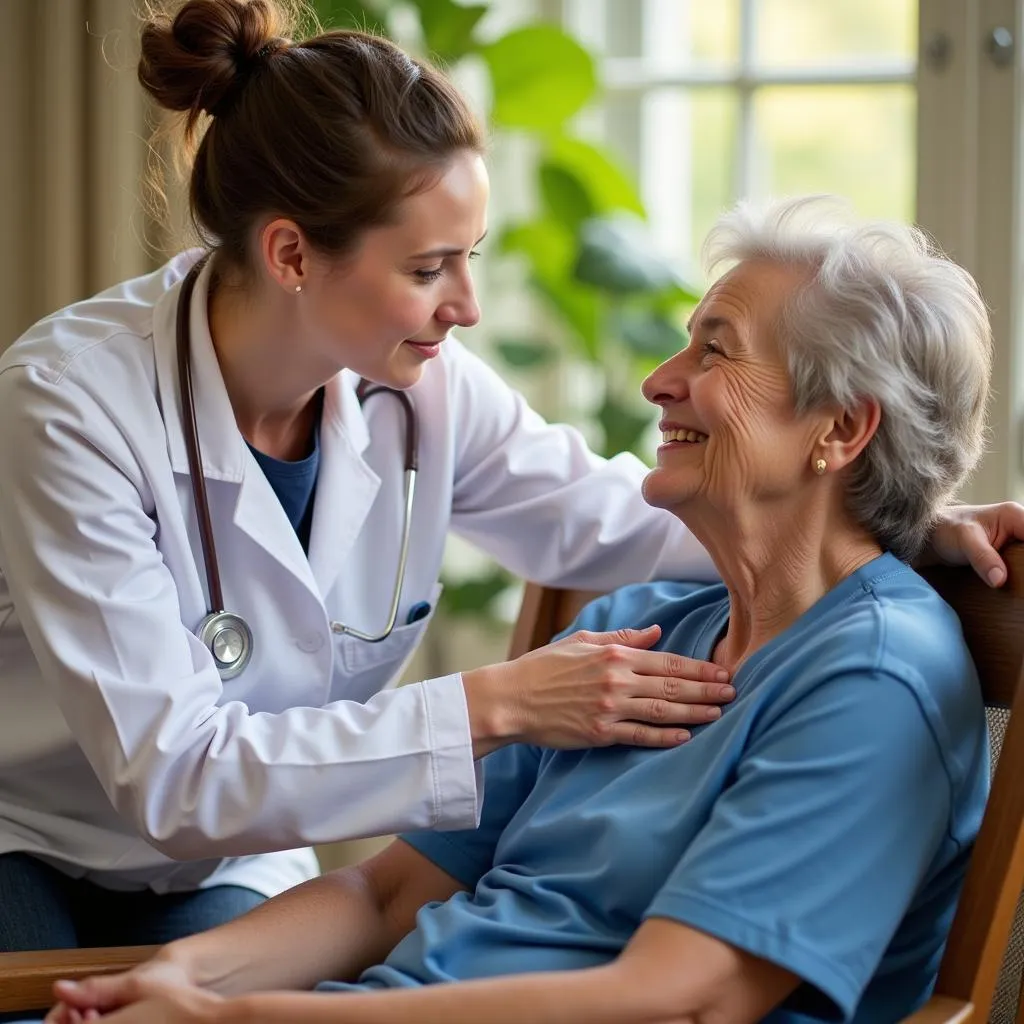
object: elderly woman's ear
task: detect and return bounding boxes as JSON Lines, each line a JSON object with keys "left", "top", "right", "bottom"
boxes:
{"left": 814, "top": 399, "right": 882, "bottom": 476}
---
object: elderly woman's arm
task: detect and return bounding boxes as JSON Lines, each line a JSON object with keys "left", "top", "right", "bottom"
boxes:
{"left": 215, "top": 919, "right": 795, "bottom": 1024}
{"left": 52, "top": 879, "right": 793, "bottom": 1024}
{"left": 47, "top": 841, "right": 466, "bottom": 1018}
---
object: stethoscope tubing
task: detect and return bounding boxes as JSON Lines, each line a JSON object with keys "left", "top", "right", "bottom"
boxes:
{"left": 177, "top": 258, "right": 228, "bottom": 614}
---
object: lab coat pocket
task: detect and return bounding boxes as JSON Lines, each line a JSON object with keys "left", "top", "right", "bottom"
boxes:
{"left": 335, "top": 582, "right": 443, "bottom": 677}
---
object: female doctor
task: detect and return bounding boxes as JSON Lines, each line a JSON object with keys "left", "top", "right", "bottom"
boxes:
{"left": 0, "top": 0, "right": 1019, "bottom": 957}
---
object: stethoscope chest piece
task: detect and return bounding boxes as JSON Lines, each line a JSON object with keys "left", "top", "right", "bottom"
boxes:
{"left": 196, "top": 611, "right": 254, "bottom": 680}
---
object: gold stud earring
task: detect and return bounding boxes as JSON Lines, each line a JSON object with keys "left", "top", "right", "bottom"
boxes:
{"left": 814, "top": 457, "right": 827, "bottom": 475}
{"left": 294, "top": 284, "right": 302, "bottom": 294}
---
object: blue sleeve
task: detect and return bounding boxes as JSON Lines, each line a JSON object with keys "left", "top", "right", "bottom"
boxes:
{"left": 401, "top": 742, "right": 543, "bottom": 888}
{"left": 645, "top": 672, "right": 952, "bottom": 1022}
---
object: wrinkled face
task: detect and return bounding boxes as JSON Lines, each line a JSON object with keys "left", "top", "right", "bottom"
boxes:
{"left": 301, "top": 149, "right": 489, "bottom": 389}
{"left": 641, "top": 259, "right": 825, "bottom": 517}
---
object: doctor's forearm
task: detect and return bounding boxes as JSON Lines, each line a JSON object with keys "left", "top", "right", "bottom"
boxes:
{"left": 164, "top": 866, "right": 397, "bottom": 995}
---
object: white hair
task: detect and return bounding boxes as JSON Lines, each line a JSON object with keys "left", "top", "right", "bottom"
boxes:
{"left": 702, "top": 195, "right": 992, "bottom": 560}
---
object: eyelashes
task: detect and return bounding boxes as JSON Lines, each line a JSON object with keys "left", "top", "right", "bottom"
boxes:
{"left": 414, "top": 250, "right": 481, "bottom": 284}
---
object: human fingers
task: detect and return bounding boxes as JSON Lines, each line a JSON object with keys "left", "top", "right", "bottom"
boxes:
{"left": 603, "top": 721, "right": 694, "bottom": 748}
{"left": 53, "top": 973, "right": 142, "bottom": 1013}
{"left": 43, "top": 1001, "right": 71, "bottom": 1024}
{"left": 559, "top": 625, "right": 661, "bottom": 650}
{"left": 625, "top": 691, "right": 731, "bottom": 728}
{"left": 43, "top": 1006, "right": 96, "bottom": 1024}
{"left": 628, "top": 647, "right": 731, "bottom": 685}
{"left": 953, "top": 518, "right": 1007, "bottom": 587}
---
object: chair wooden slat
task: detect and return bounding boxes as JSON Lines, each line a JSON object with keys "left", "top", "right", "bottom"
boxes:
{"left": 920, "top": 546, "right": 1024, "bottom": 708}
{"left": 0, "top": 945, "right": 157, "bottom": 1012}
{"left": 900, "top": 995, "right": 975, "bottom": 1024}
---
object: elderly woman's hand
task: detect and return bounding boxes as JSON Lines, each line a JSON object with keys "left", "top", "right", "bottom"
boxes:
{"left": 47, "top": 983, "right": 225, "bottom": 1024}
{"left": 43, "top": 954, "right": 199, "bottom": 1023}
{"left": 929, "top": 502, "right": 1024, "bottom": 585}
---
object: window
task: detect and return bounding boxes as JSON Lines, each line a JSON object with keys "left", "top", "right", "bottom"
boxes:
{"left": 563, "top": 0, "right": 916, "bottom": 282}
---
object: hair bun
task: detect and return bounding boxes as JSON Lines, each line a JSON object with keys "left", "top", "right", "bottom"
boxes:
{"left": 138, "top": 0, "right": 288, "bottom": 118}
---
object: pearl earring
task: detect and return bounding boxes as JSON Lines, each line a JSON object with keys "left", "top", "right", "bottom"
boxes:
{"left": 294, "top": 284, "right": 302, "bottom": 294}
{"left": 814, "top": 458, "right": 827, "bottom": 475}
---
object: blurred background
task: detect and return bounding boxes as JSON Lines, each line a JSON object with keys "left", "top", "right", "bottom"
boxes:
{"left": 2, "top": 0, "right": 1022, "bottom": 858}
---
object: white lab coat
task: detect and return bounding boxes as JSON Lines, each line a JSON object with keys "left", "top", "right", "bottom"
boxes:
{"left": 0, "top": 252, "right": 714, "bottom": 897}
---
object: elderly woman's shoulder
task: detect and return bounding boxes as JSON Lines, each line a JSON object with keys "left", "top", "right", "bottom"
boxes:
{"left": 793, "top": 558, "right": 979, "bottom": 712}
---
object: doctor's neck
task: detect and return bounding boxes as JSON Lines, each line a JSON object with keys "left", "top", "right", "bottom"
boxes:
{"left": 206, "top": 266, "right": 326, "bottom": 460}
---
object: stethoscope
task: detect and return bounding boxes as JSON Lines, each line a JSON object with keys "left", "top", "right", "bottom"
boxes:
{"left": 176, "top": 257, "right": 420, "bottom": 680}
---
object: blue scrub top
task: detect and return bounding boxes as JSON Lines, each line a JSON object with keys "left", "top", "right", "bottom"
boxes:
{"left": 246, "top": 391, "right": 323, "bottom": 552}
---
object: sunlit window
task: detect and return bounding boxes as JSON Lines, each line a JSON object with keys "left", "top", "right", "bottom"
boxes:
{"left": 565, "top": 0, "right": 917, "bottom": 283}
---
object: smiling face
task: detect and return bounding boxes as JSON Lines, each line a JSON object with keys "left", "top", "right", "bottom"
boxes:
{"left": 641, "top": 259, "right": 829, "bottom": 518}
{"left": 296, "top": 149, "right": 489, "bottom": 389}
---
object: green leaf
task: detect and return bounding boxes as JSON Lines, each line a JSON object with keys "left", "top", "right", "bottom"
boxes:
{"left": 651, "top": 281, "right": 704, "bottom": 314}
{"left": 481, "top": 25, "right": 597, "bottom": 129}
{"left": 544, "top": 137, "right": 644, "bottom": 216}
{"left": 597, "top": 393, "right": 652, "bottom": 457}
{"left": 440, "top": 569, "right": 514, "bottom": 618}
{"left": 534, "top": 279, "right": 603, "bottom": 360}
{"left": 574, "top": 216, "right": 683, "bottom": 295}
{"left": 500, "top": 218, "right": 575, "bottom": 281}
{"left": 408, "top": 0, "right": 489, "bottom": 62}
{"left": 495, "top": 338, "right": 556, "bottom": 368}
{"left": 311, "top": 0, "right": 389, "bottom": 31}
{"left": 538, "top": 162, "right": 595, "bottom": 233}
{"left": 613, "top": 308, "right": 688, "bottom": 358}
{"left": 500, "top": 218, "right": 603, "bottom": 359}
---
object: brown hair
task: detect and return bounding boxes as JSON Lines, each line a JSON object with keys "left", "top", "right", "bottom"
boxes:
{"left": 138, "top": 0, "right": 485, "bottom": 273}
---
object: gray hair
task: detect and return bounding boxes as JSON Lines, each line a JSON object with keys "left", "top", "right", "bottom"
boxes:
{"left": 702, "top": 195, "right": 992, "bottom": 561}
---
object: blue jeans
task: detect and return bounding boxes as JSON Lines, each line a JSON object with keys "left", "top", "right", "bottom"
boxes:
{"left": 0, "top": 852, "right": 264, "bottom": 1022}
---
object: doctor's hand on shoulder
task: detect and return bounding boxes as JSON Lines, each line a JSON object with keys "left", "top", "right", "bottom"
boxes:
{"left": 464, "top": 624, "right": 731, "bottom": 756}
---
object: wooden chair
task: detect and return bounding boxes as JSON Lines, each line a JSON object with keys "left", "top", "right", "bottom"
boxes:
{"left": 4, "top": 547, "right": 1024, "bottom": 1020}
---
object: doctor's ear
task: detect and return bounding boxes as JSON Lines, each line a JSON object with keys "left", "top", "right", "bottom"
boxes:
{"left": 260, "top": 219, "right": 309, "bottom": 294}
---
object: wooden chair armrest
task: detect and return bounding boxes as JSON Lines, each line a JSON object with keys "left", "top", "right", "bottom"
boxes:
{"left": 899, "top": 995, "right": 975, "bottom": 1024}
{"left": 0, "top": 945, "right": 158, "bottom": 1013}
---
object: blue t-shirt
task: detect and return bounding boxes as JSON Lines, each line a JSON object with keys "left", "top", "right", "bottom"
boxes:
{"left": 323, "top": 553, "right": 989, "bottom": 1023}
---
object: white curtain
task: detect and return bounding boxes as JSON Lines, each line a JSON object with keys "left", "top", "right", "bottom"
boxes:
{"left": 0, "top": 0, "right": 186, "bottom": 351}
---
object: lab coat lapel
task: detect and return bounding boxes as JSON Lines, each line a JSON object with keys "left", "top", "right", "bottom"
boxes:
{"left": 306, "top": 373, "right": 381, "bottom": 601}
{"left": 152, "top": 256, "right": 320, "bottom": 601}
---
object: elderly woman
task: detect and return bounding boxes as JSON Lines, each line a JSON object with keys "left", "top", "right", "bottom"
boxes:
{"left": 42, "top": 196, "right": 991, "bottom": 1024}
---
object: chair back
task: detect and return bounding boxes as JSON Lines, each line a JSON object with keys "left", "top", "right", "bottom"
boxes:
{"left": 919, "top": 549, "right": 1024, "bottom": 1023}
{"left": 508, "top": 545, "right": 1024, "bottom": 1023}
